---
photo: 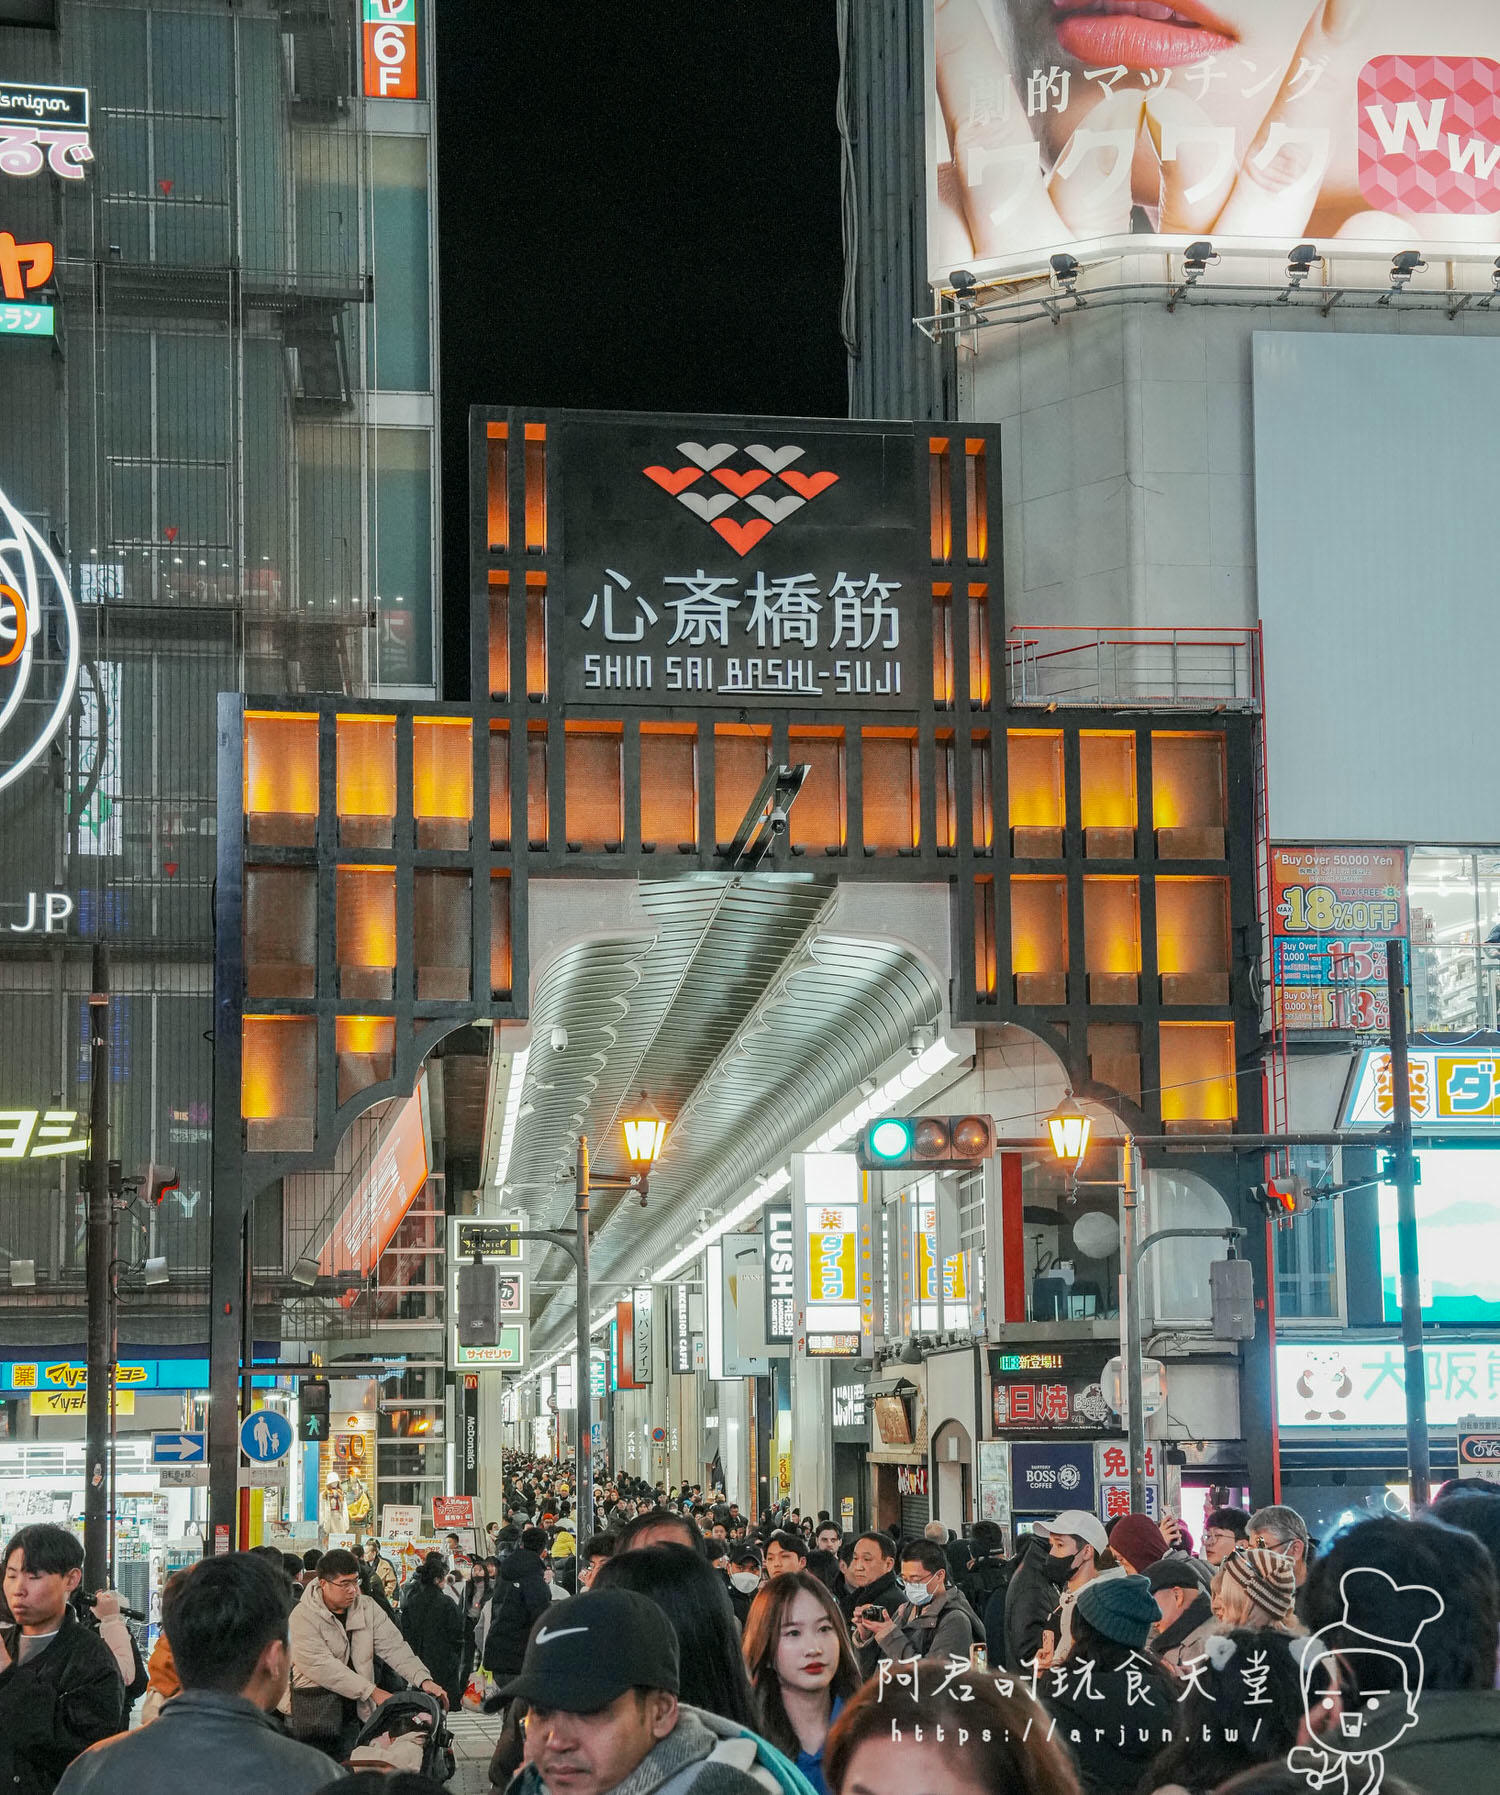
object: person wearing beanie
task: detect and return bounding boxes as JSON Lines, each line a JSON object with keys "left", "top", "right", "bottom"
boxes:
{"left": 1041, "top": 1574, "right": 1174, "bottom": 1795}
{"left": 1212, "top": 1545, "right": 1297, "bottom": 1631}
{"left": 1107, "top": 1513, "right": 1169, "bottom": 1576}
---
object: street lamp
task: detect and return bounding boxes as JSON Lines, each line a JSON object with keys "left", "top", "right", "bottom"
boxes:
{"left": 1047, "top": 1095, "right": 1092, "bottom": 1166}
{"left": 622, "top": 1095, "right": 668, "bottom": 1196}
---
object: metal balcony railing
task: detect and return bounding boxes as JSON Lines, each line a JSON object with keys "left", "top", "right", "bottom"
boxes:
{"left": 1006, "top": 625, "right": 1261, "bottom": 711}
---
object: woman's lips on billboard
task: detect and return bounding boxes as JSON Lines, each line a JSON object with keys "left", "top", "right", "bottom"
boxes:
{"left": 1051, "top": 0, "right": 1238, "bottom": 70}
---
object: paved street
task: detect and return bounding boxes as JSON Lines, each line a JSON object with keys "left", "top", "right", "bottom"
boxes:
{"left": 447, "top": 1709, "right": 504, "bottom": 1793}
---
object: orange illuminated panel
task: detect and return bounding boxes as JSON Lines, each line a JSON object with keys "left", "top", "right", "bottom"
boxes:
{"left": 336, "top": 1015, "right": 396, "bottom": 1108}
{"left": 641, "top": 723, "right": 697, "bottom": 850}
{"left": 974, "top": 875, "right": 997, "bottom": 999}
{"left": 789, "top": 728, "right": 845, "bottom": 851}
{"left": 491, "top": 874, "right": 512, "bottom": 998}
{"left": 929, "top": 436, "right": 952, "bottom": 562}
{"left": 413, "top": 718, "right": 473, "bottom": 849}
{"left": 244, "top": 712, "right": 317, "bottom": 846}
{"left": 1008, "top": 731, "right": 1063, "bottom": 856}
{"left": 971, "top": 731, "right": 993, "bottom": 853}
{"left": 1080, "top": 731, "right": 1136, "bottom": 857}
{"left": 337, "top": 866, "right": 396, "bottom": 1000}
{"left": 242, "top": 1016, "right": 316, "bottom": 1152}
{"left": 336, "top": 714, "right": 396, "bottom": 850}
{"left": 862, "top": 729, "right": 918, "bottom": 853}
{"left": 565, "top": 722, "right": 624, "bottom": 848}
{"left": 932, "top": 583, "right": 954, "bottom": 707}
{"left": 527, "top": 724, "right": 548, "bottom": 848}
{"left": 714, "top": 724, "right": 770, "bottom": 846}
{"left": 1160, "top": 1022, "right": 1237, "bottom": 1130}
{"left": 486, "top": 422, "right": 509, "bottom": 552}
{"left": 1083, "top": 876, "right": 1140, "bottom": 1004}
{"left": 488, "top": 571, "right": 510, "bottom": 698}
{"left": 964, "top": 439, "right": 988, "bottom": 562}
{"left": 1012, "top": 876, "right": 1067, "bottom": 1006}
{"left": 1156, "top": 877, "right": 1230, "bottom": 1005}
{"left": 525, "top": 571, "right": 547, "bottom": 699}
{"left": 489, "top": 723, "right": 510, "bottom": 848}
{"left": 524, "top": 422, "right": 547, "bottom": 553}
{"left": 1152, "top": 732, "right": 1227, "bottom": 860}
{"left": 967, "top": 584, "right": 990, "bottom": 705}
{"left": 244, "top": 868, "right": 316, "bottom": 1000}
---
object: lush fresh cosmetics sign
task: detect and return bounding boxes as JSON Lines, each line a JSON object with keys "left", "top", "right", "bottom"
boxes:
{"left": 763, "top": 1203, "right": 795, "bottom": 1345}
{"left": 560, "top": 415, "right": 919, "bottom": 708}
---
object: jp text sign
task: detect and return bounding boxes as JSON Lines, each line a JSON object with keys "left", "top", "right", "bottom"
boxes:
{"left": 1341, "top": 1045, "right": 1500, "bottom": 1130}
{"left": 929, "top": 10, "right": 1500, "bottom": 281}
{"left": 560, "top": 417, "right": 918, "bottom": 708}
{"left": 1278, "top": 1340, "right": 1500, "bottom": 1429}
{"left": 1272, "top": 846, "right": 1407, "bottom": 1033}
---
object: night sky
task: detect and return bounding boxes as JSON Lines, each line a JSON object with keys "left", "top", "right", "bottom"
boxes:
{"left": 435, "top": 3, "right": 848, "bottom": 696}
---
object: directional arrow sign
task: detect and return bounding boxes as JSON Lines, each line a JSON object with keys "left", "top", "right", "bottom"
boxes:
{"left": 151, "top": 1431, "right": 206, "bottom": 1465}
{"left": 239, "top": 1409, "right": 294, "bottom": 1464}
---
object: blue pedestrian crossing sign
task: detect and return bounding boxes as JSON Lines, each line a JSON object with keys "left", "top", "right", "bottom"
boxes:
{"left": 239, "top": 1409, "right": 294, "bottom": 1464}
{"left": 151, "top": 1431, "right": 206, "bottom": 1465}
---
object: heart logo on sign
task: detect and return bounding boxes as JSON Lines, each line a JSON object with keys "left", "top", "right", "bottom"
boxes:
{"left": 640, "top": 440, "right": 839, "bottom": 557}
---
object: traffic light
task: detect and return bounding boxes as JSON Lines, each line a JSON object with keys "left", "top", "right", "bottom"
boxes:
{"left": 1249, "top": 1175, "right": 1306, "bottom": 1221}
{"left": 299, "top": 1378, "right": 330, "bottom": 1442}
{"left": 855, "top": 1114, "right": 995, "bottom": 1172}
{"left": 456, "top": 1258, "right": 500, "bottom": 1346}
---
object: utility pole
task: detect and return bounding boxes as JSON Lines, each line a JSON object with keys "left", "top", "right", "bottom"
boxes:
{"left": 1120, "top": 1138, "right": 1147, "bottom": 1514}
{"left": 83, "top": 945, "right": 110, "bottom": 1593}
{"left": 575, "top": 1135, "right": 592, "bottom": 1515}
{"left": 1387, "top": 942, "right": 1430, "bottom": 1507}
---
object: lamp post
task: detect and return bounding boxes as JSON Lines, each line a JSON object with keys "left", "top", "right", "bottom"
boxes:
{"left": 516, "top": 1096, "right": 668, "bottom": 1527}
{"left": 1047, "top": 1098, "right": 1147, "bottom": 1513}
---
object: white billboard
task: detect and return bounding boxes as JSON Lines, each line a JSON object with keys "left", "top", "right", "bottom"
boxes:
{"left": 930, "top": 0, "right": 1500, "bottom": 279}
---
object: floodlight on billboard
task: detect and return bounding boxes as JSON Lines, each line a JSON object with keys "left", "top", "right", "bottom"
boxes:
{"left": 928, "top": 3, "right": 1500, "bottom": 281}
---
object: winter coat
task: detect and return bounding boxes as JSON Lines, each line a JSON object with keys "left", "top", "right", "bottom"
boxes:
{"left": 1042, "top": 1651, "right": 1175, "bottom": 1795}
{"left": 287, "top": 1577, "right": 431, "bottom": 1723}
{"left": 481, "top": 1548, "right": 551, "bottom": 1678}
{"left": 53, "top": 1689, "right": 334, "bottom": 1795}
{"left": 0, "top": 1609, "right": 125, "bottom": 1795}
{"left": 401, "top": 1576, "right": 465, "bottom": 1705}
{"left": 1381, "top": 1688, "right": 1500, "bottom": 1795}
{"left": 369, "top": 1554, "right": 400, "bottom": 1602}
{"left": 502, "top": 1703, "right": 818, "bottom": 1795}
{"left": 846, "top": 1570, "right": 907, "bottom": 1679}
{"left": 999, "top": 1535, "right": 1065, "bottom": 1670}
{"left": 959, "top": 1550, "right": 1013, "bottom": 1618}
{"left": 871, "top": 1586, "right": 985, "bottom": 1667}
{"left": 1151, "top": 1591, "right": 1216, "bottom": 1671}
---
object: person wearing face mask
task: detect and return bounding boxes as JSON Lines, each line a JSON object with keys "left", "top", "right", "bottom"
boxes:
{"left": 858, "top": 1539, "right": 985, "bottom": 1668}
{"left": 1001, "top": 1516, "right": 1086, "bottom": 1671}
{"left": 726, "top": 1547, "right": 765, "bottom": 1627}
{"left": 1032, "top": 1512, "right": 1114, "bottom": 1669}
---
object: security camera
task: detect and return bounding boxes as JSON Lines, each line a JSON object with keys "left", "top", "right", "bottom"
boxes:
{"left": 950, "top": 269, "right": 977, "bottom": 295}
{"left": 550, "top": 1027, "right": 569, "bottom": 1052}
{"left": 768, "top": 809, "right": 787, "bottom": 835}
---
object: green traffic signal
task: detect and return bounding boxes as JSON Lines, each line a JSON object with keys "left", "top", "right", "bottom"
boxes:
{"left": 868, "top": 1118, "right": 913, "bottom": 1160}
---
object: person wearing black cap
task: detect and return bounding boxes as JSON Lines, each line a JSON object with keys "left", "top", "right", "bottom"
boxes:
{"left": 1145, "top": 1557, "right": 1215, "bottom": 1670}
{"left": 495, "top": 1590, "right": 770, "bottom": 1795}
{"left": 1040, "top": 1574, "right": 1173, "bottom": 1795}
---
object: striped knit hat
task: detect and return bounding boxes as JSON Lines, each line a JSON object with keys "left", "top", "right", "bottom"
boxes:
{"left": 1221, "top": 1545, "right": 1297, "bottom": 1620}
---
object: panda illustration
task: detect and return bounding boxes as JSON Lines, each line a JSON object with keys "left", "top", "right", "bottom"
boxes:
{"left": 1296, "top": 1349, "right": 1353, "bottom": 1422}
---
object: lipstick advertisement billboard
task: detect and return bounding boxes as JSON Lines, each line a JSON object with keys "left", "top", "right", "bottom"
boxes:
{"left": 930, "top": 1, "right": 1500, "bottom": 277}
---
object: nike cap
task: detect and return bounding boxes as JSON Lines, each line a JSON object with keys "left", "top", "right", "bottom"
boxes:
{"left": 499, "top": 1589, "right": 679, "bottom": 1712}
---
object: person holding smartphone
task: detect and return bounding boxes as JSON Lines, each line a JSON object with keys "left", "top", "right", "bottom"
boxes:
{"left": 843, "top": 1533, "right": 903, "bottom": 1676}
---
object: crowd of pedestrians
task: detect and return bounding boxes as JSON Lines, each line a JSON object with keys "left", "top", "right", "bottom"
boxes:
{"left": 5, "top": 1455, "right": 1500, "bottom": 1795}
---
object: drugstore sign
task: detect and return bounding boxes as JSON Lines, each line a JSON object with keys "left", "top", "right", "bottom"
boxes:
{"left": 1278, "top": 1340, "right": 1500, "bottom": 1428}
{"left": 32, "top": 1391, "right": 133, "bottom": 1417}
{"left": 1342, "top": 1045, "right": 1500, "bottom": 1130}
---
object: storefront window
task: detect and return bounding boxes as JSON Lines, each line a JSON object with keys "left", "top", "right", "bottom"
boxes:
{"left": 1275, "top": 1204, "right": 1340, "bottom": 1321}
{"left": 1409, "top": 848, "right": 1500, "bottom": 1031}
{"left": 1017, "top": 1156, "right": 1120, "bottom": 1323}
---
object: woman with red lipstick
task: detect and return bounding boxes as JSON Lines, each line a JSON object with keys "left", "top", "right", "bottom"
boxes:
{"left": 935, "top": 0, "right": 1500, "bottom": 260}
{"left": 742, "top": 1574, "right": 861, "bottom": 1795}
